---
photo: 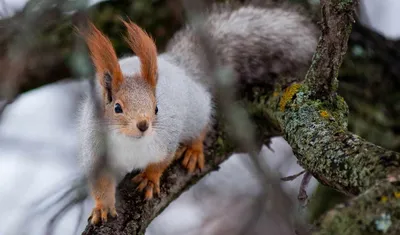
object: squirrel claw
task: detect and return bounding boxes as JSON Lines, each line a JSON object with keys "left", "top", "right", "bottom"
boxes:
{"left": 181, "top": 148, "right": 204, "bottom": 173}
{"left": 132, "top": 173, "right": 160, "bottom": 200}
{"left": 174, "top": 145, "right": 188, "bottom": 160}
{"left": 90, "top": 205, "right": 117, "bottom": 225}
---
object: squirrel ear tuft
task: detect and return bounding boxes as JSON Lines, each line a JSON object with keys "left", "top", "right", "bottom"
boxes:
{"left": 121, "top": 18, "right": 158, "bottom": 88}
{"left": 82, "top": 21, "right": 124, "bottom": 101}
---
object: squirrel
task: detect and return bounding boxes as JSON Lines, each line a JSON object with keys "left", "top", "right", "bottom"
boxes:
{"left": 77, "top": 3, "right": 317, "bottom": 225}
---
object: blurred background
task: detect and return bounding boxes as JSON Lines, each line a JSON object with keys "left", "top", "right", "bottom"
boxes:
{"left": 0, "top": 0, "right": 399, "bottom": 234}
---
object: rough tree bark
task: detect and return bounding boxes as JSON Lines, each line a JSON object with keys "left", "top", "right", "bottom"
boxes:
{"left": 266, "top": 0, "right": 400, "bottom": 234}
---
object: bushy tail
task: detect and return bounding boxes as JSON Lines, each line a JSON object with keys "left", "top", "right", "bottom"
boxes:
{"left": 166, "top": 3, "right": 318, "bottom": 89}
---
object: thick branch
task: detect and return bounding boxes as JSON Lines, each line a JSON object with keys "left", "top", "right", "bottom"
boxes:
{"left": 268, "top": 86, "right": 400, "bottom": 195}
{"left": 315, "top": 177, "right": 400, "bottom": 235}
{"left": 304, "top": 0, "right": 357, "bottom": 100}
{"left": 261, "top": 0, "right": 400, "bottom": 234}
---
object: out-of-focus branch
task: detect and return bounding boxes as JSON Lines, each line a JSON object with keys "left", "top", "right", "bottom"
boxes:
{"left": 181, "top": 1, "right": 301, "bottom": 234}
{"left": 0, "top": 0, "right": 184, "bottom": 104}
{"left": 340, "top": 21, "right": 400, "bottom": 151}
{"left": 0, "top": 0, "right": 72, "bottom": 101}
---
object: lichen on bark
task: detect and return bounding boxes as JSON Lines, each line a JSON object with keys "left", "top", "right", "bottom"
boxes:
{"left": 269, "top": 84, "right": 400, "bottom": 196}
{"left": 316, "top": 179, "right": 400, "bottom": 235}
{"left": 304, "top": 0, "right": 357, "bottom": 101}
{"left": 260, "top": 0, "right": 400, "bottom": 233}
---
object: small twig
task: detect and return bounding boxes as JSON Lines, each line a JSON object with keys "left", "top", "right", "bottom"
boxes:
{"left": 281, "top": 170, "right": 306, "bottom": 181}
{"left": 298, "top": 171, "right": 312, "bottom": 207}
{"left": 45, "top": 187, "right": 88, "bottom": 235}
{"left": 12, "top": 177, "right": 89, "bottom": 235}
{"left": 74, "top": 202, "right": 86, "bottom": 235}
{"left": 31, "top": 179, "right": 86, "bottom": 215}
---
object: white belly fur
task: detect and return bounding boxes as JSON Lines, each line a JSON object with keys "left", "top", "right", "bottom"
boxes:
{"left": 106, "top": 130, "right": 166, "bottom": 173}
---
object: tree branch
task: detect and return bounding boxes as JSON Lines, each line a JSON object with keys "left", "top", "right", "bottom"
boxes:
{"left": 304, "top": 0, "right": 357, "bottom": 100}
{"left": 268, "top": 87, "right": 400, "bottom": 195}
{"left": 262, "top": 0, "right": 400, "bottom": 234}
{"left": 315, "top": 178, "right": 400, "bottom": 235}
{"left": 5, "top": 0, "right": 400, "bottom": 234}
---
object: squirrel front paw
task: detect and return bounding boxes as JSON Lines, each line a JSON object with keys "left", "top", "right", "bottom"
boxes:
{"left": 132, "top": 168, "right": 162, "bottom": 200}
{"left": 181, "top": 144, "right": 205, "bottom": 173}
{"left": 175, "top": 129, "right": 207, "bottom": 173}
{"left": 175, "top": 142, "right": 205, "bottom": 173}
{"left": 90, "top": 202, "right": 117, "bottom": 225}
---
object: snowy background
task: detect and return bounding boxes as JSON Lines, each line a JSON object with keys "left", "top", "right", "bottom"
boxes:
{"left": 0, "top": 0, "right": 399, "bottom": 234}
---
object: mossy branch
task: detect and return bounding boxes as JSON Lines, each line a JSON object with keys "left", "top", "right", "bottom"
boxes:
{"left": 315, "top": 178, "right": 400, "bottom": 235}
{"left": 304, "top": 0, "right": 357, "bottom": 100}
{"left": 269, "top": 83, "right": 400, "bottom": 196}
{"left": 263, "top": 0, "right": 400, "bottom": 234}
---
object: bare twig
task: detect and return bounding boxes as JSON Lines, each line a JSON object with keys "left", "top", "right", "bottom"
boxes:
{"left": 298, "top": 172, "right": 312, "bottom": 206}
{"left": 281, "top": 170, "right": 306, "bottom": 181}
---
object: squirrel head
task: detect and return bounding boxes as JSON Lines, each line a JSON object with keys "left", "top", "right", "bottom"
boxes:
{"left": 83, "top": 20, "right": 158, "bottom": 138}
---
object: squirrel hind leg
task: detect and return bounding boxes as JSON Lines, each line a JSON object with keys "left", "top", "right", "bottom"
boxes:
{"left": 176, "top": 128, "right": 207, "bottom": 173}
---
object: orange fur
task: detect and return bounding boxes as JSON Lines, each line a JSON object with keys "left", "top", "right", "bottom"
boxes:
{"left": 132, "top": 157, "right": 172, "bottom": 200}
{"left": 90, "top": 171, "right": 117, "bottom": 224}
{"left": 175, "top": 127, "right": 208, "bottom": 173}
{"left": 84, "top": 22, "right": 124, "bottom": 91}
{"left": 121, "top": 19, "right": 158, "bottom": 88}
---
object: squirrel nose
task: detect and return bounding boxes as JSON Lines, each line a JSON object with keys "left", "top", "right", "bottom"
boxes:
{"left": 137, "top": 120, "right": 149, "bottom": 132}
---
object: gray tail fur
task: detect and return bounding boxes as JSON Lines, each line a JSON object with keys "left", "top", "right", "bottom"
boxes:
{"left": 165, "top": 3, "right": 318, "bottom": 89}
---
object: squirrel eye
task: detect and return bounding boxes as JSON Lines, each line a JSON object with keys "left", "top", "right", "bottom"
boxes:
{"left": 114, "top": 103, "right": 123, "bottom": 114}
{"left": 155, "top": 106, "right": 158, "bottom": 115}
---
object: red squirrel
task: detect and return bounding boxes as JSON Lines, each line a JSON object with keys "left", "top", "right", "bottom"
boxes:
{"left": 77, "top": 3, "right": 317, "bottom": 224}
